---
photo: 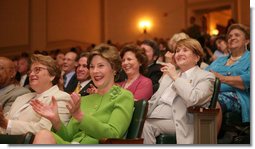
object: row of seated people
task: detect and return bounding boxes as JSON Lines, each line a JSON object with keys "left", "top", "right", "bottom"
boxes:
{"left": 0, "top": 23, "right": 250, "bottom": 144}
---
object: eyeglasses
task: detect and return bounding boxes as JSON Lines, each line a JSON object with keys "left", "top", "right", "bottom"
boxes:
{"left": 28, "top": 67, "right": 48, "bottom": 75}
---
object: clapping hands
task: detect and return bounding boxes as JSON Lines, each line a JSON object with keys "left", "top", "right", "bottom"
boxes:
{"left": 30, "top": 96, "right": 60, "bottom": 125}
{"left": 67, "top": 92, "right": 83, "bottom": 121}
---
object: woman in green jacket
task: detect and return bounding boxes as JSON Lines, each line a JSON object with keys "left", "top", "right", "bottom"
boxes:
{"left": 31, "top": 44, "right": 134, "bottom": 144}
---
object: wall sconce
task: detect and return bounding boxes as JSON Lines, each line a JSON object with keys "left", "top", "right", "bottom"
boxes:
{"left": 211, "top": 29, "right": 219, "bottom": 36}
{"left": 139, "top": 20, "right": 151, "bottom": 34}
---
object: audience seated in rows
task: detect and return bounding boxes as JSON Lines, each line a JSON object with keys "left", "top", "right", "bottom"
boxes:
{"left": 31, "top": 44, "right": 134, "bottom": 144}
{"left": 0, "top": 57, "right": 30, "bottom": 115}
{"left": 0, "top": 54, "right": 71, "bottom": 135}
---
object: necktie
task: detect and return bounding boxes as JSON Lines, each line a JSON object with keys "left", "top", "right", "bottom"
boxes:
{"left": 74, "top": 82, "right": 81, "bottom": 94}
{"left": 63, "top": 74, "right": 67, "bottom": 88}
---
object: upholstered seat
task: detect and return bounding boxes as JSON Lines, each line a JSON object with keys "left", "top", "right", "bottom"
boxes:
{"left": 0, "top": 132, "right": 34, "bottom": 144}
{"left": 100, "top": 99, "right": 148, "bottom": 144}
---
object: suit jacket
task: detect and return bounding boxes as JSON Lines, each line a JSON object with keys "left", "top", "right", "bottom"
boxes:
{"left": 79, "top": 80, "right": 94, "bottom": 96}
{"left": 23, "top": 76, "right": 30, "bottom": 88}
{"left": 53, "top": 85, "right": 134, "bottom": 144}
{"left": 4, "top": 85, "right": 71, "bottom": 135}
{"left": 147, "top": 66, "right": 215, "bottom": 144}
{"left": 0, "top": 84, "right": 31, "bottom": 115}
{"left": 64, "top": 73, "right": 78, "bottom": 94}
{"left": 145, "top": 63, "right": 163, "bottom": 93}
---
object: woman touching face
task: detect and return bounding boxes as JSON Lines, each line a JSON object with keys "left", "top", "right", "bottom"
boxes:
{"left": 174, "top": 45, "right": 199, "bottom": 71}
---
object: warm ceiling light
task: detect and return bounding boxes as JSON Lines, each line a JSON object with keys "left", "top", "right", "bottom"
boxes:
{"left": 139, "top": 20, "right": 152, "bottom": 34}
{"left": 211, "top": 29, "right": 219, "bottom": 36}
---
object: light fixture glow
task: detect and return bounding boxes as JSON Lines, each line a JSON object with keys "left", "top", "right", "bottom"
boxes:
{"left": 138, "top": 20, "right": 152, "bottom": 34}
{"left": 211, "top": 29, "right": 219, "bottom": 36}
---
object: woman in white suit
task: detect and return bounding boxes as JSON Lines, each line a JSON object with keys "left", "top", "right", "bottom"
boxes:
{"left": 0, "top": 54, "right": 71, "bottom": 135}
{"left": 142, "top": 38, "right": 215, "bottom": 144}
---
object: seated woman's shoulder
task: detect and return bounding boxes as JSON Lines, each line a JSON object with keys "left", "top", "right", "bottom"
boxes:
{"left": 140, "top": 75, "right": 153, "bottom": 82}
{"left": 201, "top": 69, "right": 216, "bottom": 79}
{"left": 56, "top": 90, "right": 72, "bottom": 100}
{"left": 14, "top": 86, "right": 31, "bottom": 95}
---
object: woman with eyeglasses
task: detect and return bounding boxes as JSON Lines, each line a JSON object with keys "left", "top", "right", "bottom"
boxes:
{"left": 0, "top": 54, "right": 71, "bottom": 135}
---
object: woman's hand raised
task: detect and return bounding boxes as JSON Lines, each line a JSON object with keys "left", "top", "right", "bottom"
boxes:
{"left": 67, "top": 92, "right": 84, "bottom": 121}
{"left": 30, "top": 96, "right": 61, "bottom": 130}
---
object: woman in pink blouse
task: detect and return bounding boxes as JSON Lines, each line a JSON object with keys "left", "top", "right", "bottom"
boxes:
{"left": 118, "top": 44, "right": 153, "bottom": 101}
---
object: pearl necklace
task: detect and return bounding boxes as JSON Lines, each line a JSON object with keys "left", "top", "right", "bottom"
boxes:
{"left": 230, "top": 55, "right": 242, "bottom": 61}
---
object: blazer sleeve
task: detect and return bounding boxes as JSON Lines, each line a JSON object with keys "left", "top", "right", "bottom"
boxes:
{"left": 2, "top": 87, "right": 30, "bottom": 115}
{"left": 173, "top": 71, "right": 215, "bottom": 107}
{"left": 7, "top": 92, "right": 71, "bottom": 135}
{"left": 7, "top": 116, "right": 52, "bottom": 135}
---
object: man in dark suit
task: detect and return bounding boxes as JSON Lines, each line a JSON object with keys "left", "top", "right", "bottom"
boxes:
{"left": 141, "top": 39, "right": 163, "bottom": 93}
{"left": 74, "top": 52, "right": 93, "bottom": 96}
{"left": 17, "top": 53, "right": 31, "bottom": 88}
{"left": 62, "top": 51, "right": 79, "bottom": 93}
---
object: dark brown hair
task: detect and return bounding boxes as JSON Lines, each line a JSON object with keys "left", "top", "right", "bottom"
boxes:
{"left": 227, "top": 23, "right": 250, "bottom": 40}
{"left": 120, "top": 44, "right": 148, "bottom": 75}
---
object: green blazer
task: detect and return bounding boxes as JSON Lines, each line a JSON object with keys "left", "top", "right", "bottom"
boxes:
{"left": 53, "top": 85, "right": 134, "bottom": 144}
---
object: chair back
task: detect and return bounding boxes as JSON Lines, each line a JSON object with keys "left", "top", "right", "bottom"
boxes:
{"left": 209, "top": 77, "right": 221, "bottom": 109}
{"left": 126, "top": 100, "right": 148, "bottom": 139}
{"left": 0, "top": 132, "right": 34, "bottom": 144}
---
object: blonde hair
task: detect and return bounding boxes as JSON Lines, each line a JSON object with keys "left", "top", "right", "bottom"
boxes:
{"left": 176, "top": 38, "right": 205, "bottom": 66}
{"left": 170, "top": 32, "right": 190, "bottom": 43}
{"left": 168, "top": 32, "right": 190, "bottom": 52}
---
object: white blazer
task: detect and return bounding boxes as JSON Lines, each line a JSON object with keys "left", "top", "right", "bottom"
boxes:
{"left": 4, "top": 85, "right": 71, "bottom": 135}
{"left": 147, "top": 66, "right": 215, "bottom": 144}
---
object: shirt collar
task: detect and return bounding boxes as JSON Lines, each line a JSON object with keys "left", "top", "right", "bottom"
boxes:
{"left": 80, "top": 79, "right": 91, "bottom": 88}
{"left": 35, "top": 85, "right": 59, "bottom": 99}
{"left": 65, "top": 71, "right": 75, "bottom": 78}
{"left": 181, "top": 66, "right": 198, "bottom": 78}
